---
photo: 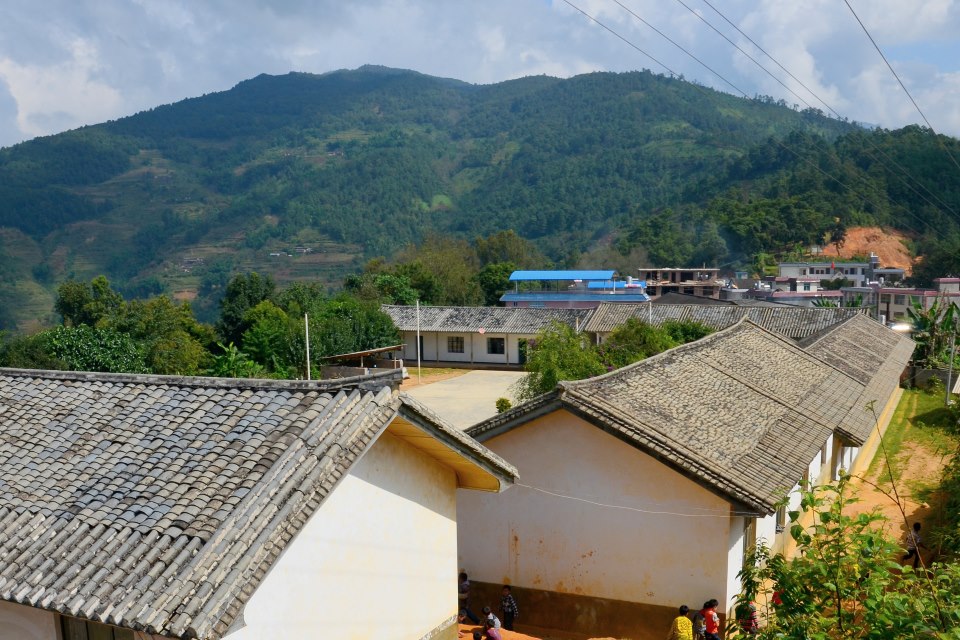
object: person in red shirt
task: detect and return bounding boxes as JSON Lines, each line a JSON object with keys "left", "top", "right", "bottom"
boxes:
{"left": 701, "top": 599, "right": 721, "bottom": 640}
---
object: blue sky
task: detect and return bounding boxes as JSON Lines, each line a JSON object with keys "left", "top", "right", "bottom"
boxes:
{"left": 1, "top": 0, "right": 959, "bottom": 148}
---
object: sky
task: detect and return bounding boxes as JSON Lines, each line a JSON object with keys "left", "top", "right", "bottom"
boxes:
{"left": 2, "top": 0, "right": 960, "bottom": 149}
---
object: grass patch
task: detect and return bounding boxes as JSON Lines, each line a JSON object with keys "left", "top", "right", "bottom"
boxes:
{"left": 868, "top": 388, "right": 959, "bottom": 486}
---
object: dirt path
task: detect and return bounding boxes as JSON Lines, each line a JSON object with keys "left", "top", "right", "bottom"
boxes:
{"left": 848, "top": 391, "right": 954, "bottom": 553}
{"left": 399, "top": 368, "right": 469, "bottom": 390}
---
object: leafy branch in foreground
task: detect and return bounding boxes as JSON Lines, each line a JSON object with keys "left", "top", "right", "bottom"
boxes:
{"left": 735, "top": 476, "right": 960, "bottom": 639}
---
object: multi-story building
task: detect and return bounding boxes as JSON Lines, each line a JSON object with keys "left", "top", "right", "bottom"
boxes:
{"left": 778, "top": 253, "right": 905, "bottom": 288}
{"left": 843, "top": 277, "right": 960, "bottom": 323}
{"left": 637, "top": 267, "right": 724, "bottom": 299}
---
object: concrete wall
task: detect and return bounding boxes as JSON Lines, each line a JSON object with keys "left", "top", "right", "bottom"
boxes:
{"left": 0, "top": 602, "right": 58, "bottom": 640}
{"left": 458, "top": 410, "right": 734, "bottom": 636}
{"left": 226, "top": 431, "right": 459, "bottom": 640}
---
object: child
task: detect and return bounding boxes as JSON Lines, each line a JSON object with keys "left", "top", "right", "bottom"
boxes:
{"left": 458, "top": 572, "right": 480, "bottom": 624}
{"left": 482, "top": 606, "right": 501, "bottom": 629}
{"left": 667, "top": 604, "right": 693, "bottom": 640}
{"left": 484, "top": 619, "right": 503, "bottom": 640}
{"left": 902, "top": 522, "right": 927, "bottom": 569}
{"left": 500, "top": 584, "right": 519, "bottom": 631}
{"left": 703, "top": 599, "right": 721, "bottom": 640}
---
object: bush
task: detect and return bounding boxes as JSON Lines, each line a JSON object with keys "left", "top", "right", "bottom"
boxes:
{"left": 495, "top": 397, "right": 512, "bottom": 413}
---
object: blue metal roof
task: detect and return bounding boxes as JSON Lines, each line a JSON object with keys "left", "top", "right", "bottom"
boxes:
{"left": 587, "top": 280, "right": 647, "bottom": 290}
{"left": 501, "top": 292, "right": 651, "bottom": 303}
{"left": 509, "top": 270, "right": 616, "bottom": 281}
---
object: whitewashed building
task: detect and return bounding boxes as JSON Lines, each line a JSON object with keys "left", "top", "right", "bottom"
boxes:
{"left": 0, "top": 369, "right": 516, "bottom": 640}
{"left": 458, "top": 315, "right": 911, "bottom": 638}
{"left": 382, "top": 305, "right": 593, "bottom": 366}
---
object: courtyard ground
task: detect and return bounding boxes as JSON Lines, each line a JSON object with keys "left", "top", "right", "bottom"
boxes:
{"left": 404, "top": 369, "right": 525, "bottom": 429}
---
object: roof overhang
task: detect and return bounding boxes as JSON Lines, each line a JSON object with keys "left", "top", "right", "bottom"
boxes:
{"left": 389, "top": 402, "right": 517, "bottom": 493}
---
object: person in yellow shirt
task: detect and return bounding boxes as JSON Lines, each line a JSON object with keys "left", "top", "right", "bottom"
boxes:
{"left": 667, "top": 605, "right": 694, "bottom": 640}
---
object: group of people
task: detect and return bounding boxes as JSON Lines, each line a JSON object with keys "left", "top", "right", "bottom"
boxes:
{"left": 666, "top": 598, "right": 759, "bottom": 640}
{"left": 458, "top": 572, "right": 519, "bottom": 638}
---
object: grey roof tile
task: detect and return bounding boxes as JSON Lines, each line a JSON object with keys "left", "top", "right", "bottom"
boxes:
{"left": 0, "top": 367, "right": 510, "bottom": 639}
{"left": 468, "top": 316, "right": 909, "bottom": 514}
{"left": 382, "top": 304, "right": 594, "bottom": 334}
{"left": 582, "top": 302, "right": 865, "bottom": 338}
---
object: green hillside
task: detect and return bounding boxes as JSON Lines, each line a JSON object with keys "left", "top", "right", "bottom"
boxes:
{"left": 1, "top": 65, "right": 959, "bottom": 329}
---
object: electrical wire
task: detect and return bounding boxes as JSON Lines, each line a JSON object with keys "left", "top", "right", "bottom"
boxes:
{"left": 560, "top": 0, "right": 941, "bottom": 235}
{"left": 687, "top": 0, "right": 960, "bottom": 225}
{"left": 558, "top": 0, "right": 679, "bottom": 79}
{"left": 843, "top": 0, "right": 960, "bottom": 175}
{"left": 515, "top": 482, "right": 763, "bottom": 518}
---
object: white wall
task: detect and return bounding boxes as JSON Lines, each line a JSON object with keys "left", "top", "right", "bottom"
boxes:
{"left": 400, "top": 331, "right": 533, "bottom": 365}
{"left": 725, "top": 517, "right": 747, "bottom": 613}
{"left": 226, "top": 430, "right": 459, "bottom": 640}
{"left": 458, "top": 410, "right": 735, "bottom": 609}
{"left": 0, "top": 602, "right": 58, "bottom": 640}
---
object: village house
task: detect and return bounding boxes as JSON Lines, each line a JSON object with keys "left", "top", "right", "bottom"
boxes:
{"left": 382, "top": 304, "right": 593, "bottom": 367}
{"left": 777, "top": 253, "right": 905, "bottom": 288}
{"left": 0, "top": 368, "right": 515, "bottom": 640}
{"left": 843, "top": 277, "right": 960, "bottom": 323}
{"left": 457, "top": 315, "right": 911, "bottom": 639}
{"left": 637, "top": 267, "right": 725, "bottom": 300}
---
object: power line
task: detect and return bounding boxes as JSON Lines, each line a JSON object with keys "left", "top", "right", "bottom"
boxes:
{"left": 609, "top": 0, "right": 747, "bottom": 97}
{"left": 692, "top": 0, "right": 960, "bottom": 226}
{"left": 516, "top": 482, "right": 760, "bottom": 518}
{"left": 843, "top": 0, "right": 960, "bottom": 175}
{"left": 566, "top": 0, "right": 941, "bottom": 235}
{"left": 559, "top": 0, "right": 679, "bottom": 79}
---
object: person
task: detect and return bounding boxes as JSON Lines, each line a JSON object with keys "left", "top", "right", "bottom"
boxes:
{"left": 703, "top": 599, "right": 721, "bottom": 640}
{"left": 902, "top": 522, "right": 927, "bottom": 569}
{"left": 500, "top": 584, "right": 519, "bottom": 631}
{"left": 472, "top": 632, "right": 483, "bottom": 640}
{"left": 457, "top": 610, "right": 471, "bottom": 638}
{"left": 666, "top": 604, "right": 693, "bottom": 640}
{"left": 482, "top": 606, "right": 501, "bottom": 629}
{"left": 692, "top": 603, "right": 707, "bottom": 640}
{"left": 484, "top": 619, "right": 503, "bottom": 640}
{"left": 458, "top": 572, "right": 480, "bottom": 624}
{"left": 735, "top": 600, "right": 759, "bottom": 635}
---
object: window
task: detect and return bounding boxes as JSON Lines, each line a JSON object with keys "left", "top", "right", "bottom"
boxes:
{"left": 802, "top": 282, "right": 811, "bottom": 291}
{"left": 487, "top": 337, "right": 505, "bottom": 355}
{"left": 894, "top": 294, "right": 905, "bottom": 305}
{"left": 880, "top": 294, "right": 891, "bottom": 303}
{"left": 447, "top": 336, "right": 464, "bottom": 353}
{"left": 62, "top": 617, "right": 134, "bottom": 640}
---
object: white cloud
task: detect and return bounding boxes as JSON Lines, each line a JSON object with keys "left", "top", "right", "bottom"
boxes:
{"left": 1, "top": 0, "right": 960, "bottom": 148}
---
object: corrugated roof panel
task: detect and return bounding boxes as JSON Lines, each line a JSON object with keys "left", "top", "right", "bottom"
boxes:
{"left": 509, "top": 270, "right": 616, "bottom": 281}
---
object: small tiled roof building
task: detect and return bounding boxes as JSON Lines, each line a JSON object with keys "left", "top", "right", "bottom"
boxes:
{"left": 457, "top": 317, "right": 911, "bottom": 638}
{"left": 0, "top": 369, "right": 515, "bottom": 640}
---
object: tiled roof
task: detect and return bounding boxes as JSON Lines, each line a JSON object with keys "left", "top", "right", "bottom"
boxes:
{"left": 382, "top": 305, "right": 594, "bottom": 334}
{"left": 581, "top": 303, "right": 864, "bottom": 339}
{"left": 0, "top": 368, "right": 510, "bottom": 639}
{"left": 800, "top": 314, "right": 914, "bottom": 442}
{"left": 468, "top": 318, "right": 902, "bottom": 514}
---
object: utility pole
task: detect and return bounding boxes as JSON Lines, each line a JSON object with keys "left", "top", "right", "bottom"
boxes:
{"left": 304, "top": 313, "right": 311, "bottom": 381}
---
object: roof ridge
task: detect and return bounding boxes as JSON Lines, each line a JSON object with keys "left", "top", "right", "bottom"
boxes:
{"left": 0, "top": 367, "right": 401, "bottom": 392}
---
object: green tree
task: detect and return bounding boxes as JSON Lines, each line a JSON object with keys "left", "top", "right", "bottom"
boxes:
{"left": 207, "top": 342, "right": 265, "bottom": 378}
{"left": 737, "top": 477, "right": 960, "bottom": 639}
{"left": 908, "top": 297, "right": 957, "bottom": 367}
{"left": 515, "top": 321, "right": 605, "bottom": 400}
{"left": 476, "top": 261, "right": 516, "bottom": 306}
{"left": 475, "top": 230, "right": 546, "bottom": 268}
{"left": 241, "top": 300, "right": 292, "bottom": 373}
{"left": 597, "top": 318, "right": 677, "bottom": 370}
{"left": 107, "top": 295, "right": 214, "bottom": 375}
{"left": 40, "top": 325, "right": 147, "bottom": 373}
{"left": 54, "top": 276, "right": 123, "bottom": 327}
{"left": 216, "top": 272, "right": 276, "bottom": 345}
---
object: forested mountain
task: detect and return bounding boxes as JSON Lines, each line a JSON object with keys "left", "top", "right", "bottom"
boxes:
{"left": 1, "top": 65, "right": 959, "bottom": 330}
